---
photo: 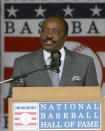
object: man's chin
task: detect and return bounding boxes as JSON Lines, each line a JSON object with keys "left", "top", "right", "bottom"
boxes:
{"left": 44, "top": 48, "right": 54, "bottom": 52}
{"left": 45, "top": 48, "right": 58, "bottom": 52}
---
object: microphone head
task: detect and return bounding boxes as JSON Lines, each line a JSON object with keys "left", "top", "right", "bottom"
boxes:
{"left": 51, "top": 49, "right": 61, "bottom": 60}
{"left": 51, "top": 50, "right": 61, "bottom": 72}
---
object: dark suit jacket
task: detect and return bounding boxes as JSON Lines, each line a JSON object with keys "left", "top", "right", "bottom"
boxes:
{"left": 7, "top": 48, "right": 98, "bottom": 98}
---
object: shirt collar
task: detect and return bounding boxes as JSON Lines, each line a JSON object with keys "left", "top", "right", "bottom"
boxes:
{"left": 43, "top": 47, "right": 65, "bottom": 62}
{"left": 43, "top": 50, "right": 51, "bottom": 61}
{"left": 60, "top": 47, "right": 65, "bottom": 62}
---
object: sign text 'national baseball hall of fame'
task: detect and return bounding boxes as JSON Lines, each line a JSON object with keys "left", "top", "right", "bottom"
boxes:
{"left": 13, "top": 102, "right": 101, "bottom": 130}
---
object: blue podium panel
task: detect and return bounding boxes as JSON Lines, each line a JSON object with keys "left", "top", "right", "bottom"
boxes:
{"left": 13, "top": 102, "right": 101, "bottom": 130}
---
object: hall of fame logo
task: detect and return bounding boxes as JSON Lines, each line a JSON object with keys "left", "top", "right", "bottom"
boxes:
{"left": 64, "top": 41, "right": 103, "bottom": 87}
{"left": 13, "top": 102, "right": 101, "bottom": 130}
{"left": 13, "top": 102, "right": 39, "bottom": 130}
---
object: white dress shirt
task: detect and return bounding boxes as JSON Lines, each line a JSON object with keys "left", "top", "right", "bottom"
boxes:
{"left": 43, "top": 47, "right": 65, "bottom": 80}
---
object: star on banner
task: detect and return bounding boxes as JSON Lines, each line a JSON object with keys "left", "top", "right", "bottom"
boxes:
{"left": 62, "top": 5, "right": 75, "bottom": 17}
{"left": 34, "top": 5, "right": 46, "bottom": 17}
{"left": 90, "top": 5, "right": 102, "bottom": 16}
{"left": 6, "top": 5, "right": 19, "bottom": 17}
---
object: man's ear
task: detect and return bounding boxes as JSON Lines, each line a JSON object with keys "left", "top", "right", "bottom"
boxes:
{"left": 64, "top": 35, "right": 67, "bottom": 42}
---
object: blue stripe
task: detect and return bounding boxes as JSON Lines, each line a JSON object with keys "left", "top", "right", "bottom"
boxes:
{"left": 4, "top": 3, "right": 105, "bottom": 19}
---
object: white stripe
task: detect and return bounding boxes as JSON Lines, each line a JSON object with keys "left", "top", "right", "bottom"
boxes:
{"left": 97, "top": 52, "right": 105, "bottom": 67}
{"left": 3, "top": 52, "right": 30, "bottom": 67}
{"left": 3, "top": 19, "right": 105, "bottom": 36}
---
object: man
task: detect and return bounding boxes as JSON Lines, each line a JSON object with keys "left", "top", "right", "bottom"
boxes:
{"left": 7, "top": 16, "right": 98, "bottom": 98}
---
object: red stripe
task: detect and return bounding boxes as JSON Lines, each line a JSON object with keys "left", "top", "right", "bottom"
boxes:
{"left": 29, "top": 112, "right": 37, "bottom": 115}
{"left": 15, "top": 118, "right": 19, "bottom": 120}
{"left": 5, "top": 36, "right": 105, "bottom": 52}
{"left": 67, "top": 36, "right": 105, "bottom": 52}
{"left": 102, "top": 67, "right": 105, "bottom": 83}
{"left": 15, "top": 123, "right": 37, "bottom": 126}
{"left": 32, "top": 117, "right": 37, "bottom": 120}
{"left": 4, "top": 98, "right": 8, "bottom": 114}
{"left": 15, "top": 112, "right": 23, "bottom": 115}
{"left": 15, "top": 123, "right": 23, "bottom": 126}
{"left": 5, "top": 37, "right": 42, "bottom": 52}
{"left": 15, "top": 117, "right": 36, "bottom": 120}
{"left": 15, "top": 112, "right": 37, "bottom": 115}
{"left": 28, "top": 123, "right": 37, "bottom": 125}
{"left": 4, "top": 67, "right": 13, "bottom": 80}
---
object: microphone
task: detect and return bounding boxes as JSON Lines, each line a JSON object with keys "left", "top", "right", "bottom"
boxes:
{"left": 51, "top": 50, "right": 61, "bottom": 73}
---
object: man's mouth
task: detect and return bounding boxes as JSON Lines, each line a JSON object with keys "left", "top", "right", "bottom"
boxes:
{"left": 45, "top": 41, "right": 54, "bottom": 45}
{"left": 43, "top": 38, "right": 56, "bottom": 44}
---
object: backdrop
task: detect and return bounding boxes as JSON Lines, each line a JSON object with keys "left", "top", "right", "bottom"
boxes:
{"left": 0, "top": 0, "right": 105, "bottom": 130}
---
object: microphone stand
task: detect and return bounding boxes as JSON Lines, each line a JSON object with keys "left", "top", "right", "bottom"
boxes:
{"left": 0, "top": 64, "right": 59, "bottom": 85}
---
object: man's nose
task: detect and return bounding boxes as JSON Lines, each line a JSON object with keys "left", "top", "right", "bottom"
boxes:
{"left": 46, "top": 30, "right": 53, "bottom": 38}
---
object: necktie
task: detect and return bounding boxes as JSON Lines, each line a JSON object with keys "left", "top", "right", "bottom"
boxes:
{"left": 47, "top": 57, "right": 59, "bottom": 86}
{"left": 49, "top": 70, "right": 59, "bottom": 86}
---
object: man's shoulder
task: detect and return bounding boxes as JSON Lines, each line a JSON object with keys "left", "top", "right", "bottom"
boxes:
{"left": 65, "top": 47, "right": 93, "bottom": 61}
{"left": 15, "top": 49, "right": 42, "bottom": 62}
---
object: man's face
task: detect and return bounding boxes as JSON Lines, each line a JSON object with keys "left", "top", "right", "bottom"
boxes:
{"left": 40, "top": 17, "right": 67, "bottom": 52}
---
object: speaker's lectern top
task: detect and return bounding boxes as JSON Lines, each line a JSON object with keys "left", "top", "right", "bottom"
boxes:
{"left": 12, "top": 86, "right": 100, "bottom": 100}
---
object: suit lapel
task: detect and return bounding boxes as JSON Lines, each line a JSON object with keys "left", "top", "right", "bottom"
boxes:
{"left": 31, "top": 49, "right": 52, "bottom": 86}
{"left": 59, "top": 49, "right": 75, "bottom": 86}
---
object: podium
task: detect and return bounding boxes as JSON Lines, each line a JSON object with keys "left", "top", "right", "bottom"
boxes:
{"left": 9, "top": 86, "right": 105, "bottom": 131}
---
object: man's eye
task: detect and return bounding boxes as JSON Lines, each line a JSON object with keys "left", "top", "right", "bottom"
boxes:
{"left": 53, "top": 30, "right": 60, "bottom": 34}
{"left": 42, "top": 29, "right": 48, "bottom": 33}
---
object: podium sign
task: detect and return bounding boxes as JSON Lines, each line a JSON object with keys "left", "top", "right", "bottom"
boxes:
{"left": 12, "top": 102, "right": 101, "bottom": 130}
{"left": 9, "top": 87, "right": 105, "bottom": 131}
